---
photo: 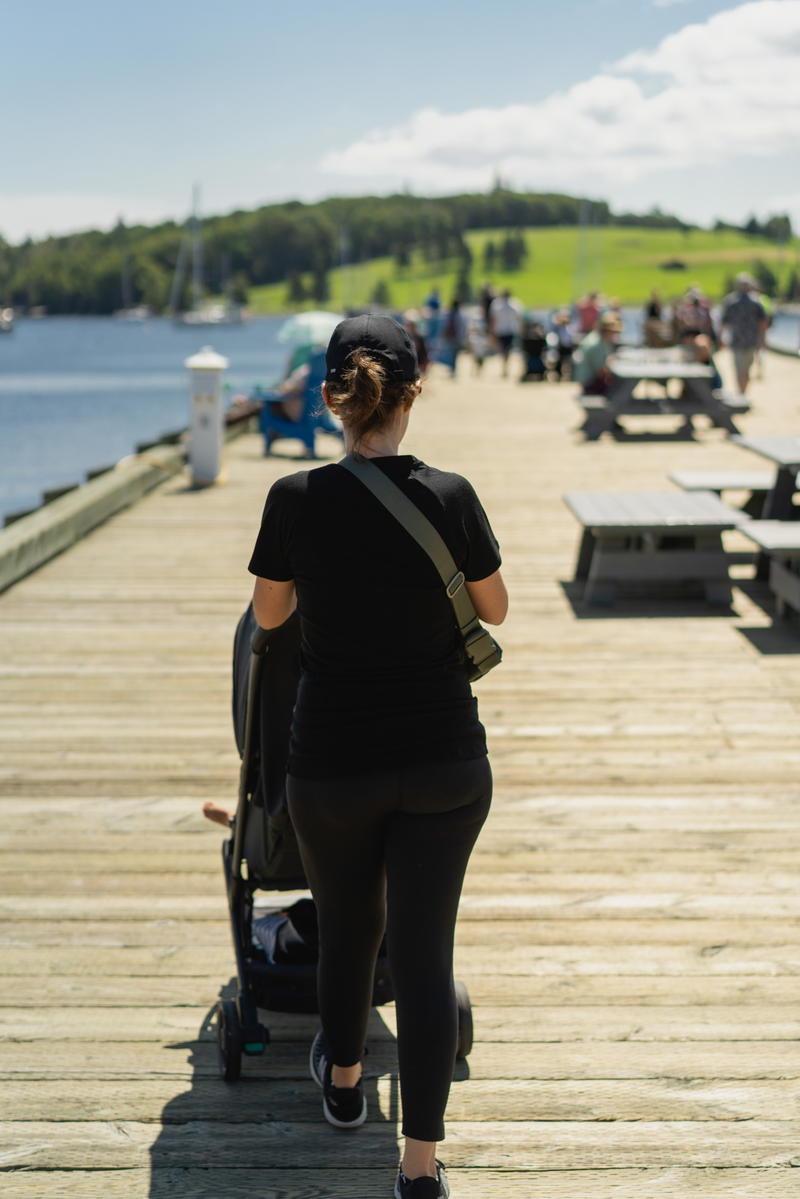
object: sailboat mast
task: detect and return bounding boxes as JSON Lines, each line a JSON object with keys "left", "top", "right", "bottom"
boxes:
{"left": 169, "top": 229, "right": 190, "bottom": 316}
{"left": 119, "top": 221, "right": 133, "bottom": 311}
{"left": 191, "top": 183, "right": 203, "bottom": 311}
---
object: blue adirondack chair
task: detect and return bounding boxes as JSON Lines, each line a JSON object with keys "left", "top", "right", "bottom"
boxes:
{"left": 257, "top": 349, "right": 343, "bottom": 458}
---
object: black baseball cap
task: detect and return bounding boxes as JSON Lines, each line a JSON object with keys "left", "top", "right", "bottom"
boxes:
{"left": 325, "top": 314, "right": 419, "bottom": 383}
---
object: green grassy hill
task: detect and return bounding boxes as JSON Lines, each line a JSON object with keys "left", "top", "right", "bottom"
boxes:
{"left": 248, "top": 225, "right": 798, "bottom": 315}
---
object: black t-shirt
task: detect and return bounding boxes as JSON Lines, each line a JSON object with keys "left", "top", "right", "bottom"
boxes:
{"left": 248, "top": 455, "right": 501, "bottom": 779}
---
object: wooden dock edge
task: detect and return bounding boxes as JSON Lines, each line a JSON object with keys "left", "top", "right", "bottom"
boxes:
{"left": 0, "top": 410, "right": 258, "bottom": 595}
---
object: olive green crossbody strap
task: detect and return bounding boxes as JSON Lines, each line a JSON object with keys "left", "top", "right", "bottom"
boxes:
{"left": 338, "top": 454, "right": 479, "bottom": 636}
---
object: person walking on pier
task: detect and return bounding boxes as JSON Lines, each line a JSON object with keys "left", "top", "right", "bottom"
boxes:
{"left": 488, "top": 288, "right": 521, "bottom": 377}
{"left": 721, "top": 272, "right": 768, "bottom": 395}
{"left": 247, "top": 314, "right": 508, "bottom": 1198}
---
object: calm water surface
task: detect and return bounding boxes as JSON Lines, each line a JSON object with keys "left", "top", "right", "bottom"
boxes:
{"left": 0, "top": 316, "right": 287, "bottom": 523}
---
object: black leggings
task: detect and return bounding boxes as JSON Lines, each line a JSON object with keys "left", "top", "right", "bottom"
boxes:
{"left": 287, "top": 756, "right": 492, "bottom": 1142}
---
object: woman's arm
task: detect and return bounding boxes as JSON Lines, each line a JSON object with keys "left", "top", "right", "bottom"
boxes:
{"left": 252, "top": 577, "right": 297, "bottom": 630}
{"left": 466, "top": 569, "right": 508, "bottom": 626}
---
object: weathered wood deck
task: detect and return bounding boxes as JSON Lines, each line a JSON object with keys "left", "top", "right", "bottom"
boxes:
{"left": 2, "top": 349, "right": 800, "bottom": 1197}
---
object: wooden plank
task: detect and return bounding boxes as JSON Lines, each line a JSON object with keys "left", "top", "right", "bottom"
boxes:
{"left": 13, "top": 792, "right": 800, "bottom": 814}
{"left": 4, "top": 914, "right": 799, "bottom": 947}
{"left": 3, "top": 1004, "right": 800, "bottom": 1043}
{"left": 5, "top": 826, "right": 799, "bottom": 851}
{"left": 4, "top": 1077, "right": 799, "bottom": 1123}
{"left": 5, "top": 973, "right": 800, "bottom": 1008}
{"left": 1, "top": 1119, "right": 799, "bottom": 1169}
{"left": 5, "top": 1039, "right": 800, "bottom": 1081}
{"left": 3, "top": 1169, "right": 799, "bottom": 1199}
{"left": 8, "top": 866, "right": 800, "bottom": 894}
{"left": 9, "top": 891, "right": 800, "bottom": 920}
{"left": 3, "top": 846, "right": 800, "bottom": 873}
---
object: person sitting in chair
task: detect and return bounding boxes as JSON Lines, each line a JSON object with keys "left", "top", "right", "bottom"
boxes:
{"left": 572, "top": 313, "right": 622, "bottom": 395}
{"left": 259, "top": 347, "right": 342, "bottom": 458}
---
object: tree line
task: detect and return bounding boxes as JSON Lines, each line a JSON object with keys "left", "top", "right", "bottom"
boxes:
{"left": 0, "top": 189, "right": 793, "bottom": 314}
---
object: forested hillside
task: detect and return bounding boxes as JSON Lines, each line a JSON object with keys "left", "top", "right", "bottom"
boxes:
{"left": 0, "top": 191, "right": 654, "bottom": 314}
{"left": 0, "top": 189, "right": 792, "bottom": 315}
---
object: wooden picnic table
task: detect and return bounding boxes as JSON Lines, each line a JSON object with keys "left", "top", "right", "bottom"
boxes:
{"left": 564, "top": 490, "right": 744, "bottom": 605}
{"left": 607, "top": 357, "right": 715, "bottom": 406}
{"left": 730, "top": 436, "right": 800, "bottom": 519}
{"left": 579, "top": 356, "right": 748, "bottom": 440}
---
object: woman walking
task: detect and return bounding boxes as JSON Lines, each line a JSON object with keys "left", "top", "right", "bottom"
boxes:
{"left": 247, "top": 314, "right": 507, "bottom": 1198}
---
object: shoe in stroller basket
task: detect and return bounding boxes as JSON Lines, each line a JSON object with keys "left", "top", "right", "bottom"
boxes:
{"left": 214, "top": 605, "right": 474, "bottom": 1082}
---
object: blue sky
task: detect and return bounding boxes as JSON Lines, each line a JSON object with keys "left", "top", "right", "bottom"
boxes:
{"left": 2, "top": 0, "right": 798, "bottom": 241}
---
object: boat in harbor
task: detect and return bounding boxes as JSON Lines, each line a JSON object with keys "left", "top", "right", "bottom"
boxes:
{"left": 113, "top": 305, "right": 152, "bottom": 322}
{"left": 169, "top": 186, "right": 246, "bottom": 327}
{"left": 111, "top": 221, "right": 153, "bottom": 322}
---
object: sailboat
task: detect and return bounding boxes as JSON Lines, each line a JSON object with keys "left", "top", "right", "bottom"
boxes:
{"left": 112, "top": 220, "right": 152, "bottom": 321}
{"left": 170, "top": 186, "right": 246, "bottom": 327}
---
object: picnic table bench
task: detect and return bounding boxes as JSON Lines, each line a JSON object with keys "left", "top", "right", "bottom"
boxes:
{"left": 579, "top": 388, "right": 750, "bottom": 440}
{"left": 669, "top": 469, "right": 775, "bottom": 517}
{"left": 738, "top": 520, "right": 800, "bottom": 621}
{"left": 564, "top": 490, "right": 744, "bottom": 606}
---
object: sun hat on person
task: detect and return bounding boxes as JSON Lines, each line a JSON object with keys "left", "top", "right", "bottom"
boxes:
{"left": 325, "top": 314, "right": 419, "bottom": 383}
{"left": 598, "top": 312, "right": 622, "bottom": 331}
{"left": 735, "top": 272, "right": 756, "bottom": 288}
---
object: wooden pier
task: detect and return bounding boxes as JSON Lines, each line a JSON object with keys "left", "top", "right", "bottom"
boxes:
{"left": 2, "top": 350, "right": 800, "bottom": 1197}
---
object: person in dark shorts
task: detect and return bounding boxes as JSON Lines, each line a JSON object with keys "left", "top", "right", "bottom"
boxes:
{"left": 247, "top": 314, "right": 508, "bottom": 1199}
{"left": 721, "top": 273, "right": 768, "bottom": 394}
{"left": 488, "top": 289, "right": 521, "bottom": 377}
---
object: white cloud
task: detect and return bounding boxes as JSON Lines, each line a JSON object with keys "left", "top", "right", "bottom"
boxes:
{"left": 321, "top": 1, "right": 800, "bottom": 202}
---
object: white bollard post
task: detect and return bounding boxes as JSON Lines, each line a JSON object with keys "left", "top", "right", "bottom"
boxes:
{"left": 185, "top": 345, "right": 229, "bottom": 487}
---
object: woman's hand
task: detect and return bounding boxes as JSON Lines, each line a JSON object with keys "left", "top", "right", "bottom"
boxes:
{"left": 465, "top": 569, "right": 508, "bottom": 625}
{"left": 252, "top": 577, "right": 297, "bottom": 629}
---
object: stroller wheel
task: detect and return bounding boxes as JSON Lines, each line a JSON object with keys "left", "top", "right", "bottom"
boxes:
{"left": 216, "top": 999, "right": 243, "bottom": 1082}
{"left": 455, "top": 980, "right": 473, "bottom": 1059}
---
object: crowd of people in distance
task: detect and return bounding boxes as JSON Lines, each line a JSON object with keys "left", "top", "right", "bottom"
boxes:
{"left": 574, "top": 275, "right": 768, "bottom": 397}
{"left": 407, "top": 284, "right": 578, "bottom": 385}
{"left": 408, "top": 273, "right": 770, "bottom": 398}
{"left": 253, "top": 274, "right": 773, "bottom": 452}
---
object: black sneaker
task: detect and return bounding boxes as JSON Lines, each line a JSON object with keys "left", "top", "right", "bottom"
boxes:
{"left": 309, "top": 1030, "right": 367, "bottom": 1129}
{"left": 394, "top": 1160, "right": 450, "bottom": 1198}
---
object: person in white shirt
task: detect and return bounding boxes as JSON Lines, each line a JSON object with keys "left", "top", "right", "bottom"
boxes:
{"left": 488, "top": 290, "right": 522, "bottom": 377}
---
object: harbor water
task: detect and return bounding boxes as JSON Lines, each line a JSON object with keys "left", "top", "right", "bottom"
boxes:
{"left": 0, "top": 316, "right": 287, "bottom": 525}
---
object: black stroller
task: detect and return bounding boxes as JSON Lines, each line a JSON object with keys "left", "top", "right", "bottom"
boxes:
{"left": 214, "top": 606, "right": 474, "bottom": 1081}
